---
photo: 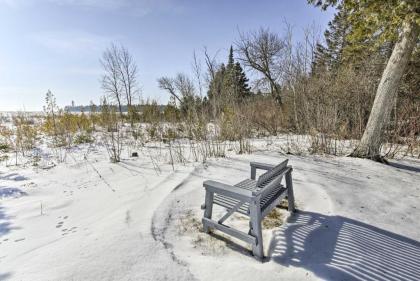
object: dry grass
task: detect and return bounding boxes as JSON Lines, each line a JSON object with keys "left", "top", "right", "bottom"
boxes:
{"left": 262, "top": 207, "right": 284, "bottom": 229}
{"left": 177, "top": 205, "right": 292, "bottom": 256}
{"left": 178, "top": 210, "right": 227, "bottom": 255}
{"left": 278, "top": 198, "right": 289, "bottom": 209}
{"left": 178, "top": 210, "right": 203, "bottom": 234}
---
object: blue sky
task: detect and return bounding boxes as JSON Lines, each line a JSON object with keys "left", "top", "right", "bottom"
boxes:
{"left": 0, "top": 0, "right": 335, "bottom": 111}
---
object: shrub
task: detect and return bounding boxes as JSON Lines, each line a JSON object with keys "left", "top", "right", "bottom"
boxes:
{"left": 74, "top": 134, "right": 94, "bottom": 145}
{"left": 0, "top": 143, "right": 10, "bottom": 151}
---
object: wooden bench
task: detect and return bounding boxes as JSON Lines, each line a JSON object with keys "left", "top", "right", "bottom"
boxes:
{"left": 201, "top": 159, "right": 295, "bottom": 259}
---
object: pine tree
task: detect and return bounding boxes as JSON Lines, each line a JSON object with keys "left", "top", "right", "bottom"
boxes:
{"left": 234, "top": 62, "right": 251, "bottom": 99}
{"left": 207, "top": 46, "right": 251, "bottom": 103}
{"left": 227, "top": 46, "right": 234, "bottom": 69}
{"left": 312, "top": 43, "right": 329, "bottom": 73}
{"left": 207, "top": 63, "right": 226, "bottom": 101}
{"left": 312, "top": 4, "right": 350, "bottom": 73}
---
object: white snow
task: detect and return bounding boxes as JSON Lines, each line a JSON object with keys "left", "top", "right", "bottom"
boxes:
{"left": 0, "top": 144, "right": 419, "bottom": 280}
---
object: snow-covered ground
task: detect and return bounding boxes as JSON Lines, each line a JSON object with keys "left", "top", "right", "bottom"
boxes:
{"left": 0, "top": 143, "right": 419, "bottom": 280}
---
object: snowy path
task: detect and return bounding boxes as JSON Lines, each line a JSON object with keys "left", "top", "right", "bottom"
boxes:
{"left": 1, "top": 150, "right": 419, "bottom": 281}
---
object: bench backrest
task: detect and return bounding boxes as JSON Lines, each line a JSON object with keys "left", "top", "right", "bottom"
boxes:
{"left": 255, "top": 159, "right": 288, "bottom": 199}
{"left": 256, "top": 159, "right": 288, "bottom": 187}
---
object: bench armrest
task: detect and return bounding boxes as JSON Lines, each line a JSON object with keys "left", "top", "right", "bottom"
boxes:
{"left": 250, "top": 162, "right": 275, "bottom": 171}
{"left": 250, "top": 162, "right": 275, "bottom": 179}
{"left": 203, "top": 180, "right": 253, "bottom": 202}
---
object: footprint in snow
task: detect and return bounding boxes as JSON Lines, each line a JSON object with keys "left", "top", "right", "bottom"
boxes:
{"left": 14, "top": 238, "right": 25, "bottom": 242}
{"left": 56, "top": 222, "right": 64, "bottom": 228}
{"left": 61, "top": 226, "right": 78, "bottom": 235}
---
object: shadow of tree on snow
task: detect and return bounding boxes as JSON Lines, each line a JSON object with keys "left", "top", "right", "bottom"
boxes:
{"left": 0, "top": 273, "right": 12, "bottom": 281}
{"left": 0, "top": 173, "right": 29, "bottom": 181}
{"left": 269, "top": 211, "right": 420, "bottom": 281}
{"left": 0, "top": 205, "right": 19, "bottom": 237}
{"left": 0, "top": 205, "right": 18, "bottom": 280}
{"left": 0, "top": 186, "right": 27, "bottom": 199}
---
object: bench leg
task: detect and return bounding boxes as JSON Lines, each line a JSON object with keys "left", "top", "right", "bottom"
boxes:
{"left": 203, "top": 190, "right": 214, "bottom": 233}
{"left": 286, "top": 171, "right": 295, "bottom": 212}
{"left": 251, "top": 166, "right": 257, "bottom": 180}
{"left": 249, "top": 200, "right": 263, "bottom": 259}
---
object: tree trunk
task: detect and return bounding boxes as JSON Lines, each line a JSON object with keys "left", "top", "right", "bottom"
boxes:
{"left": 351, "top": 19, "right": 419, "bottom": 160}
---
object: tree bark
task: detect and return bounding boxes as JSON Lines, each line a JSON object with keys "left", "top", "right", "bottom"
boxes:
{"left": 351, "top": 19, "right": 419, "bottom": 160}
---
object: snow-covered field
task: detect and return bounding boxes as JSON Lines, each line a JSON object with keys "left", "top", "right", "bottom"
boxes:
{"left": 0, "top": 142, "right": 419, "bottom": 280}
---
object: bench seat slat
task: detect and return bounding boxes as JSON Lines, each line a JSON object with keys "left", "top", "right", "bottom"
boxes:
{"left": 214, "top": 194, "right": 249, "bottom": 210}
{"left": 214, "top": 195, "right": 249, "bottom": 215}
{"left": 234, "top": 178, "right": 257, "bottom": 190}
{"left": 213, "top": 194, "right": 249, "bottom": 210}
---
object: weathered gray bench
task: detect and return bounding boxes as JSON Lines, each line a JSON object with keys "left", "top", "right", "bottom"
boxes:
{"left": 201, "top": 159, "right": 295, "bottom": 259}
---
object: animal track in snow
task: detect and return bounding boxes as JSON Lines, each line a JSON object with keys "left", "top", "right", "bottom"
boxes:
{"left": 61, "top": 226, "right": 78, "bottom": 235}
{"left": 56, "top": 216, "right": 77, "bottom": 236}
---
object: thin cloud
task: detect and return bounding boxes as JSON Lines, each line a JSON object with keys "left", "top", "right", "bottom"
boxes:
{"left": 46, "top": 0, "right": 132, "bottom": 9}
{"left": 0, "top": 0, "right": 185, "bottom": 13}
{"left": 0, "top": 0, "right": 129, "bottom": 8}
{"left": 28, "top": 30, "right": 117, "bottom": 54}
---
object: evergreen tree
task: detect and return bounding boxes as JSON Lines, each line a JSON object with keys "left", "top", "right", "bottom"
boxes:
{"left": 312, "top": 4, "right": 350, "bottom": 73}
{"left": 207, "top": 46, "right": 251, "bottom": 104}
{"left": 312, "top": 43, "right": 330, "bottom": 73}
{"left": 234, "top": 62, "right": 251, "bottom": 99}
{"left": 207, "top": 63, "right": 226, "bottom": 101}
{"left": 227, "top": 45, "right": 234, "bottom": 69}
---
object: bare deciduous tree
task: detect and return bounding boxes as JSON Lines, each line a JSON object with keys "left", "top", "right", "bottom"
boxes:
{"left": 117, "top": 45, "right": 139, "bottom": 112}
{"left": 174, "top": 73, "right": 195, "bottom": 99}
{"left": 203, "top": 47, "right": 219, "bottom": 84}
{"left": 157, "top": 77, "right": 182, "bottom": 103}
{"left": 101, "top": 43, "right": 139, "bottom": 120}
{"left": 101, "top": 44, "right": 124, "bottom": 116}
{"left": 236, "top": 28, "right": 286, "bottom": 104}
{"left": 158, "top": 73, "right": 196, "bottom": 104}
{"left": 192, "top": 51, "right": 204, "bottom": 97}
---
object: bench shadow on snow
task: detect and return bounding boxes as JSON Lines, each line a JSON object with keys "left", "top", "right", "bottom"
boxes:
{"left": 269, "top": 211, "right": 420, "bottom": 281}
